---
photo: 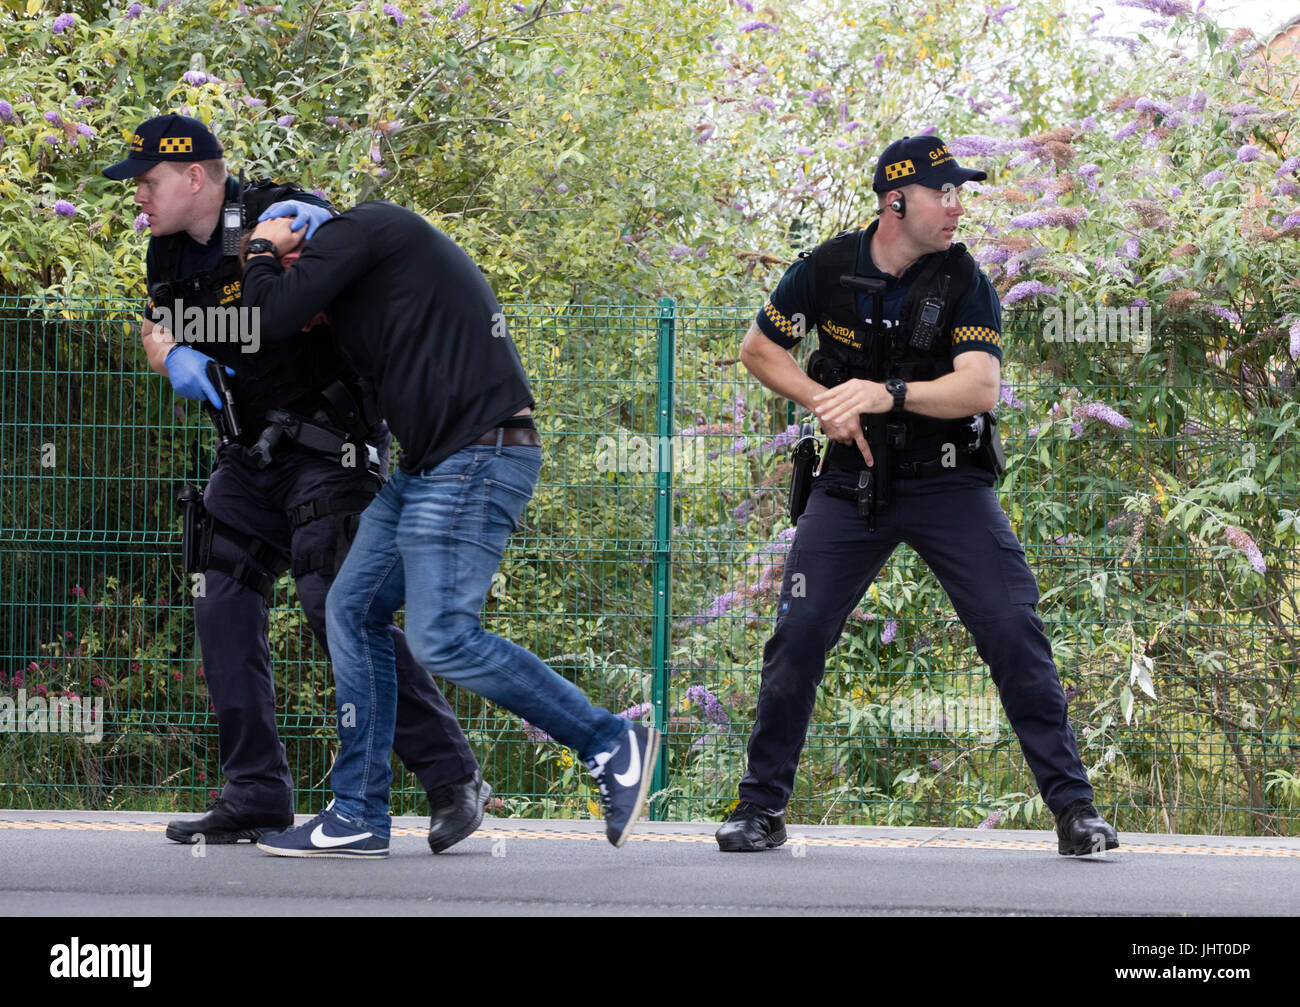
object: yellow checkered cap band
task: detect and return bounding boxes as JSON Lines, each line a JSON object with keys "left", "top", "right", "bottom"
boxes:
{"left": 157, "top": 137, "right": 193, "bottom": 154}
{"left": 951, "top": 325, "right": 1002, "bottom": 349}
{"left": 762, "top": 300, "right": 803, "bottom": 342}
{"left": 884, "top": 159, "right": 915, "bottom": 181}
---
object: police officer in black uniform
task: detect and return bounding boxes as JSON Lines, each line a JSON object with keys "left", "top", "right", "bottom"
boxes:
{"left": 102, "top": 114, "right": 491, "bottom": 851}
{"left": 717, "top": 135, "right": 1119, "bottom": 857}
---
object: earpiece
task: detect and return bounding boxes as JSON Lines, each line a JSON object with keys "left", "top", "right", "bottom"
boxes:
{"left": 890, "top": 194, "right": 906, "bottom": 218}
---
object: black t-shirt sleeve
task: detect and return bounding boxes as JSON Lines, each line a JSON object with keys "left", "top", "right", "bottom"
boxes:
{"left": 240, "top": 213, "right": 370, "bottom": 342}
{"left": 753, "top": 256, "right": 815, "bottom": 349}
{"left": 949, "top": 267, "right": 1003, "bottom": 361}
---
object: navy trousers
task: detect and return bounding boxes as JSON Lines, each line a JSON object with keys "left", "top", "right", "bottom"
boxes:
{"left": 738, "top": 459, "right": 1094, "bottom": 816}
{"left": 194, "top": 436, "right": 477, "bottom": 816}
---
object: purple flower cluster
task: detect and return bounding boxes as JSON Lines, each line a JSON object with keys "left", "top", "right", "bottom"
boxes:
{"left": 276, "top": 114, "right": 295, "bottom": 127}
{"left": 1113, "top": 120, "right": 1139, "bottom": 142}
{"left": 1116, "top": 0, "right": 1191, "bottom": 14}
{"left": 1201, "top": 170, "right": 1226, "bottom": 186}
{"left": 1003, "top": 280, "right": 1059, "bottom": 305}
{"left": 125, "top": 3, "right": 142, "bottom": 18}
{"left": 1074, "top": 402, "right": 1132, "bottom": 429}
{"left": 678, "top": 590, "right": 743, "bottom": 628}
{"left": 686, "top": 685, "right": 730, "bottom": 725}
{"left": 1006, "top": 206, "right": 1088, "bottom": 230}
{"left": 1224, "top": 526, "right": 1265, "bottom": 574}
{"left": 1236, "top": 144, "right": 1262, "bottom": 163}
{"left": 53, "top": 200, "right": 76, "bottom": 217}
{"left": 1202, "top": 305, "right": 1240, "bottom": 323}
{"left": 999, "top": 381, "right": 1025, "bottom": 409}
{"left": 133, "top": 212, "right": 149, "bottom": 233}
{"left": 451, "top": 1, "right": 469, "bottom": 18}
{"left": 1277, "top": 156, "right": 1300, "bottom": 177}
{"left": 51, "top": 13, "right": 75, "bottom": 33}
{"left": 741, "top": 20, "right": 778, "bottom": 31}
{"left": 977, "top": 809, "right": 1003, "bottom": 829}
{"left": 1121, "top": 236, "right": 1140, "bottom": 259}
{"left": 618, "top": 702, "right": 653, "bottom": 723}
{"left": 948, "top": 134, "right": 1009, "bottom": 157}
{"left": 759, "top": 424, "right": 800, "bottom": 454}
{"left": 881, "top": 619, "right": 898, "bottom": 645}
{"left": 182, "top": 70, "right": 208, "bottom": 85}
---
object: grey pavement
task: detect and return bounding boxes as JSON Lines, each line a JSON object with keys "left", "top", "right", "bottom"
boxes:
{"left": 1, "top": 810, "right": 1297, "bottom": 916}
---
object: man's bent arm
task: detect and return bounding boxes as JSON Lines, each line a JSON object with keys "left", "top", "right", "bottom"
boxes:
{"left": 241, "top": 214, "right": 368, "bottom": 343}
{"left": 902, "top": 351, "right": 1000, "bottom": 418}
{"left": 739, "top": 323, "right": 825, "bottom": 410}
{"left": 141, "top": 318, "right": 176, "bottom": 375}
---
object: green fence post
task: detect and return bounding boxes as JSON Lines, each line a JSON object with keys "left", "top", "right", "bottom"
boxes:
{"left": 650, "top": 296, "right": 675, "bottom": 817}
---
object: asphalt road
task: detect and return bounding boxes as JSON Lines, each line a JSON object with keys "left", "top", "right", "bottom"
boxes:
{"left": 2, "top": 811, "right": 1297, "bottom": 916}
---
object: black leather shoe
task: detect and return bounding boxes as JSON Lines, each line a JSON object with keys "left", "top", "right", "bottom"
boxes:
{"left": 165, "top": 799, "right": 293, "bottom": 844}
{"left": 716, "top": 801, "right": 787, "bottom": 852}
{"left": 1055, "top": 799, "right": 1120, "bottom": 856}
{"left": 427, "top": 770, "right": 494, "bottom": 853}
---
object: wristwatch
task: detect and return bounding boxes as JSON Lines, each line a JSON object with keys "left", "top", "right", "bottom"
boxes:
{"left": 244, "top": 237, "right": 278, "bottom": 258}
{"left": 886, "top": 377, "right": 908, "bottom": 413}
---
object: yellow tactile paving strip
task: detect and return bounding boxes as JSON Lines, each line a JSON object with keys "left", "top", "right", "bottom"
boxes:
{"left": 2, "top": 819, "right": 1297, "bottom": 856}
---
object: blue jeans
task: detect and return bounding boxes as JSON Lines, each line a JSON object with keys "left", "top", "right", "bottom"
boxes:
{"left": 324, "top": 440, "right": 629, "bottom": 837}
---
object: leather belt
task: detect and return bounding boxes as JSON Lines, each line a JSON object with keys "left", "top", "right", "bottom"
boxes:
{"left": 470, "top": 425, "right": 542, "bottom": 447}
{"left": 891, "top": 452, "right": 975, "bottom": 479}
{"left": 823, "top": 451, "right": 975, "bottom": 484}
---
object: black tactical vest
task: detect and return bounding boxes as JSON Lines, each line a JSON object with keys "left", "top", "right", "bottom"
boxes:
{"left": 804, "top": 226, "right": 979, "bottom": 461}
{"left": 148, "top": 179, "right": 373, "bottom": 444}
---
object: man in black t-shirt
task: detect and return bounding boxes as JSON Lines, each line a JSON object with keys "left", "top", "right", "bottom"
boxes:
{"left": 101, "top": 116, "right": 490, "bottom": 853}
{"left": 240, "top": 202, "right": 659, "bottom": 857}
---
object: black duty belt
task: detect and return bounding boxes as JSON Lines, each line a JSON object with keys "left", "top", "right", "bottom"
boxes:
{"left": 825, "top": 443, "right": 975, "bottom": 480}
{"left": 891, "top": 452, "right": 976, "bottom": 479}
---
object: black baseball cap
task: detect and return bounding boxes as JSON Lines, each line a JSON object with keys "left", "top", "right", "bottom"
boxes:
{"left": 872, "top": 135, "right": 987, "bottom": 193}
{"left": 101, "top": 114, "right": 224, "bottom": 180}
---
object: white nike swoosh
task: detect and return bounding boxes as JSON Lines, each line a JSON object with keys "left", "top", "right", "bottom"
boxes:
{"left": 614, "top": 730, "right": 641, "bottom": 787}
{"left": 310, "top": 823, "right": 372, "bottom": 848}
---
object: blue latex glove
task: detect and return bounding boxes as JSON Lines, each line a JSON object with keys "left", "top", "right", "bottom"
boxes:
{"left": 164, "top": 345, "right": 235, "bottom": 410}
{"left": 257, "top": 200, "right": 332, "bottom": 240}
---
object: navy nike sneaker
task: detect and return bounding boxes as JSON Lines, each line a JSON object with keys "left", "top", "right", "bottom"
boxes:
{"left": 256, "top": 804, "right": 388, "bottom": 859}
{"left": 584, "top": 724, "right": 660, "bottom": 848}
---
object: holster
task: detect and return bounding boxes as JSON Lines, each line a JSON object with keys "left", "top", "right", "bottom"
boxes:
{"left": 969, "top": 411, "right": 1006, "bottom": 479}
{"left": 787, "top": 424, "right": 821, "bottom": 524}
{"left": 178, "top": 484, "right": 213, "bottom": 574}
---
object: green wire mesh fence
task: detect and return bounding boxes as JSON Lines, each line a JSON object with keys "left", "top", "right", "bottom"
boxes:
{"left": 1, "top": 295, "right": 1296, "bottom": 834}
